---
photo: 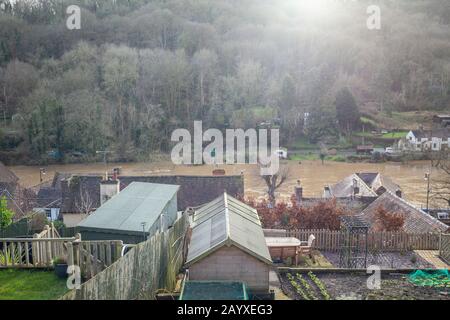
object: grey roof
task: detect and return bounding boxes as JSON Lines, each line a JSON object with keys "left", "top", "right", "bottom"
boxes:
{"left": 186, "top": 193, "right": 272, "bottom": 266}
{"left": 60, "top": 174, "right": 244, "bottom": 213}
{"left": 411, "top": 129, "right": 450, "bottom": 140}
{"left": 328, "top": 173, "right": 378, "bottom": 198}
{"left": 326, "top": 173, "right": 401, "bottom": 198}
{"left": 36, "top": 187, "right": 62, "bottom": 208}
{"left": 358, "top": 191, "right": 449, "bottom": 233}
{"left": 77, "top": 182, "right": 179, "bottom": 234}
{"left": 61, "top": 175, "right": 103, "bottom": 213}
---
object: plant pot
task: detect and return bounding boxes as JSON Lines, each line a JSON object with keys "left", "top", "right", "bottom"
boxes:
{"left": 54, "top": 264, "right": 68, "bottom": 279}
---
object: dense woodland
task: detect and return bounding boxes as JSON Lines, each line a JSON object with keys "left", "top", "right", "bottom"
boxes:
{"left": 1, "top": 0, "right": 450, "bottom": 163}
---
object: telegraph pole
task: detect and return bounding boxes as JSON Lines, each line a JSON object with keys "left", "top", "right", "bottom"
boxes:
{"left": 96, "top": 150, "right": 112, "bottom": 179}
{"left": 425, "top": 172, "right": 431, "bottom": 212}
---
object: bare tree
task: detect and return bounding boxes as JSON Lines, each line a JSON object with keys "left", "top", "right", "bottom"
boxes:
{"left": 75, "top": 186, "right": 95, "bottom": 215}
{"left": 431, "top": 150, "right": 450, "bottom": 207}
{"left": 260, "top": 163, "right": 290, "bottom": 206}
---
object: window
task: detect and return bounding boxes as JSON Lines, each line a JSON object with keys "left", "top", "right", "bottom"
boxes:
{"left": 45, "top": 209, "right": 52, "bottom": 219}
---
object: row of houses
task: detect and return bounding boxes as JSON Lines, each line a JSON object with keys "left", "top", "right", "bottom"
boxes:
{"left": 400, "top": 128, "right": 450, "bottom": 152}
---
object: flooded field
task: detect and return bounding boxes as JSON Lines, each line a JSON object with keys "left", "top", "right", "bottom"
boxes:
{"left": 8, "top": 160, "right": 441, "bottom": 208}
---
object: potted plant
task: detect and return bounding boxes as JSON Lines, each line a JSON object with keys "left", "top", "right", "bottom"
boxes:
{"left": 52, "top": 257, "right": 68, "bottom": 279}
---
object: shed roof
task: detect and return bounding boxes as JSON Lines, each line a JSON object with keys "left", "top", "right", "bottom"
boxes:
{"left": 77, "top": 182, "right": 179, "bottom": 234}
{"left": 186, "top": 193, "right": 272, "bottom": 266}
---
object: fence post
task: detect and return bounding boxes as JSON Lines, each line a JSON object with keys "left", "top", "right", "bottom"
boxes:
{"left": 32, "top": 233, "right": 39, "bottom": 266}
{"left": 67, "top": 242, "right": 74, "bottom": 268}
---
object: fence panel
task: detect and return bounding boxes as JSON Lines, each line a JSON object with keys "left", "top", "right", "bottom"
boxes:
{"left": 0, "top": 238, "right": 75, "bottom": 268}
{"left": 61, "top": 213, "right": 190, "bottom": 300}
{"left": 440, "top": 233, "right": 450, "bottom": 264}
{"left": 264, "top": 229, "right": 441, "bottom": 252}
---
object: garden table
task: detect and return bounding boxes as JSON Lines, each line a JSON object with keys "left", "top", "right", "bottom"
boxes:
{"left": 265, "top": 237, "right": 302, "bottom": 265}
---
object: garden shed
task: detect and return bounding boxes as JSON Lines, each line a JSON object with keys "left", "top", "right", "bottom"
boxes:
{"left": 185, "top": 193, "right": 272, "bottom": 294}
{"left": 77, "top": 182, "right": 179, "bottom": 244}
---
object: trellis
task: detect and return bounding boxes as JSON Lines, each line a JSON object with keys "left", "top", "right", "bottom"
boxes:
{"left": 439, "top": 233, "right": 450, "bottom": 265}
{"left": 339, "top": 216, "right": 370, "bottom": 269}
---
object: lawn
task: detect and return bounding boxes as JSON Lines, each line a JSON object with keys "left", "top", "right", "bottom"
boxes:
{"left": 290, "top": 154, "right": 346, "bottom": 162}
{"left": 289, "top": 137, "right": 317, "bottom": 150}
{"left": 0, "top": 269, "right": 68, "bottom": 300}
{"left": 354, "top": 131, "right": 408, "bottom": 140}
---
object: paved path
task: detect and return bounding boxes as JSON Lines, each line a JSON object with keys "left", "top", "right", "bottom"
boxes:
{"left": 269, "top": 270, "right": 291, "bottom": 300}
{"left": 414, "top": 250, "right": 450, "bottom": 269}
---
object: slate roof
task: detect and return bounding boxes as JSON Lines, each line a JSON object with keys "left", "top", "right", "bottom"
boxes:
{"left": 118, "top": 176, "right": 244, "bottom": 210}
{"left": 36, "top": 187, "right": 62, "bottom": 208}
{"left": 357, "top": 191, "right": 449, "bottom": 233}
{"left": 186, "top": 193, "right": 272, "bottom": 266}
{"left": 326, "top": 173, "right": 401, "bottom": 198}
{"left": 60, "top": 175, "right": 102, "bottom": 213}
{"left": 411, "top": 129, "right": 450, "bottom": 140}
{"left": 327, "top": 173, "right": 378, "bottom": 198}
{"left": 60, "top": 174, "right": 244, "bottom": 213}
{"left": 77, "top": 182, "right": 179, "bottom": 234}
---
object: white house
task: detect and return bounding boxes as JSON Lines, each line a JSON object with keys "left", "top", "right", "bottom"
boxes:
{"left": 402, "top": 129, "right": 450, "bottom": 151}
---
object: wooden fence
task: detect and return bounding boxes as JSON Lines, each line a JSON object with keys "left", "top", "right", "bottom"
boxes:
{"left": 0, "top": 224, "right": 123, "bottom": 276}
{"left": 69, "top": 240, "right": 124, "bottom": 279}
{"left": 439, "top": 233, "right": 450, "bottom": 264}
{"left": 264, "top": 229, "right": 441, "bottom": 252}
{"left": 0, "top": 237, "right": 76, "bottom": 268}
{"left": 61, "top": 213, "right": 190, "bottom": 300}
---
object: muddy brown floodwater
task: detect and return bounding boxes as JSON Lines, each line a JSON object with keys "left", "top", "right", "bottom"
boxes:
{"left": 8, "top": 160, "right": 443, "bottom": 208}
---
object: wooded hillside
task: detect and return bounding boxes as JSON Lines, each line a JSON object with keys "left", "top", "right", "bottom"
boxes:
{"left": 1, "top": 0, "right": 450, "bottom": 163}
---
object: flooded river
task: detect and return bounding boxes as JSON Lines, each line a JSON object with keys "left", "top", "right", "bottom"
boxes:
{"left": 8, "top": 160, "right": 442, "bottom": 208}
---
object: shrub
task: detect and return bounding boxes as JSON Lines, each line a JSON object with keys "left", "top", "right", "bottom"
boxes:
{"left": 243, "top": 196, "right": 345, "bottom": 230}
{"left": 374, "top": 205, "right": 405, "bottom": 231}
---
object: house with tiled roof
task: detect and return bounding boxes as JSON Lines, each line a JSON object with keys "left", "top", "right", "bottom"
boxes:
{"left": 323, "top": 173, "right": 402, "bottom": 199}
{"left": 357, "top": 191, "right": 449, "bottom": 233}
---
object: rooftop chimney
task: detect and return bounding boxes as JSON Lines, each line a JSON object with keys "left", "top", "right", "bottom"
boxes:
{"left": 324, "top": 186, "right": 332, "bottom": 198}
{"left": 352, "top": 178, "right": 360, "bottom": 197}
{"left": 100, "top": 178, "right": 120, "bottom": 205}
